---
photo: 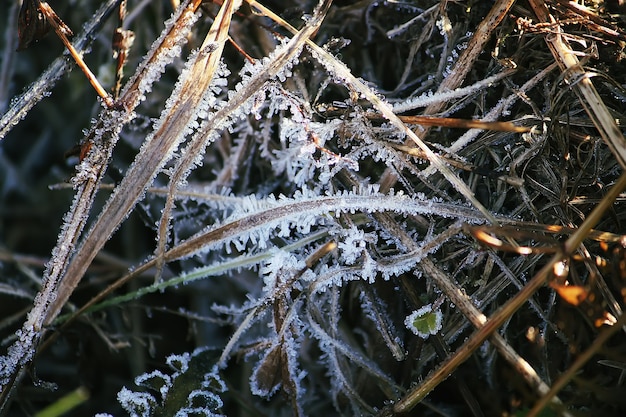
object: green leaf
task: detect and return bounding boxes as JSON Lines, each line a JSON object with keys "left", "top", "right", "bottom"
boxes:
{"left": 404, "top": 305, "right": 443, "bottom": 339}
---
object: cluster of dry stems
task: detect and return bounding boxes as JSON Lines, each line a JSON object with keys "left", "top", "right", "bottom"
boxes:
{"left": 1, "top": 0, "right": 626, "bottom": 415}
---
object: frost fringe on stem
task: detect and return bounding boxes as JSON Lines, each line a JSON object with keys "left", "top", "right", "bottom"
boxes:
{"left": 3, "top": 0, "right": 604, "bottom": 415}
{"left": 43, "top": 0, "right": 226, "bottom": 323}
{"left": 0, "top": 0, "right": 205, "bottom": 408}
{"left": 153, "top": 0, "right": 330, "bottom": 281}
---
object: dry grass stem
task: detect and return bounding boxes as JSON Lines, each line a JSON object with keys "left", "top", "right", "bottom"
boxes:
{"left": 2, "top": 0, "right": 626, "bottom": 415}
{"left": 529, "top": 0, "right": 626, "bottom": 169}
{"left": 394, "top": 172, "right": 626, "bottom": 413}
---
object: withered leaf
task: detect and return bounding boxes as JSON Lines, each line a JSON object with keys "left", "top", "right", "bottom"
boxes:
{"left": 17, "top": 0, "right": 51, "bottom": 50}
{"left": 252, "top": 346, "right": 283, "bottom": 396}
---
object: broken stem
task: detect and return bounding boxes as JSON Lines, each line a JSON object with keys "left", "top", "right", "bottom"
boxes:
{"left": 38, "top": 1, "right": 115, "bottom": 107}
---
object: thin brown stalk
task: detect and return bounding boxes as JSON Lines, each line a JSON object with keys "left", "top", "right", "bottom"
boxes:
{"left": 392, "top": 171, "right": 626, "bottom": 413}
{"left": 37, "top": 1, "right": 114, "bottom": 107}
{"left": 0, "top": 0, "right": 121, "bottom": 141}
{"left": 527, "top": 312, "right": 626, "bottom": 417}
{"left": 44, "top": 0, "right": 227, "bottom": 324}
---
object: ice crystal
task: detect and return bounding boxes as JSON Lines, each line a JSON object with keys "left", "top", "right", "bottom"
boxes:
{"left": 118, "top": 388, "right": 157, "bottom": 417}
{"left": 111, "top": 348, "right": 225, "bottom": 417}
{"left": 392, "top": 71, "right": 512, "bottom": 113}
{"left": 122, "top": 1, "right": 200, "bottom": 101}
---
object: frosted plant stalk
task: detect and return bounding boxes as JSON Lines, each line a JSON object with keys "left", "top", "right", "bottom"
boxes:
{"left": 154, "top": 0, "right": 332, "bottom": 279}
{"left": 43, "top": 0, "right": 236, "bottom": 323}
{"left": 0, "top": 1, "right": 205, "bottom": 408}
{"left": 392, "top": 70, "right": 514, "bottom": 114}
{"left": 248, "top": 0, "right": 499, "bottom": 224}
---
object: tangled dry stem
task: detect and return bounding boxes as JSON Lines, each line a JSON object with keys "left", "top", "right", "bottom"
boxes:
{"left": 1, "top": 0, "right": 625, "bottom": 415}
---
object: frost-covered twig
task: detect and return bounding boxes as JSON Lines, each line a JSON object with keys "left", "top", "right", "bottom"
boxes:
{"left": 391, "top": 70, "right": 514, "bottom": 114}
